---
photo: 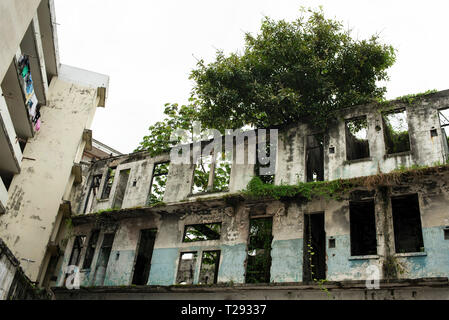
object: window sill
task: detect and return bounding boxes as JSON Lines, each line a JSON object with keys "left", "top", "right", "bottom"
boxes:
{"left": 348, "top": 255, "right": 379, "bottom": 261}
{"left": 188, "top": 189, "right": 229, "bottom": 198}
{"left": 384, "top": 150, "right": 412, "bottom": 159}
{"left": 343, "top": 157, "right": 373, "bottom": 165}
{"left": 394, "top": 252, "right": 427, "bottom": 257}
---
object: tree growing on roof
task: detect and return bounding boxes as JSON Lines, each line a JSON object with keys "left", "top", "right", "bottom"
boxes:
{"left": 190, "top": 7, "right": 396, "bottom": 131}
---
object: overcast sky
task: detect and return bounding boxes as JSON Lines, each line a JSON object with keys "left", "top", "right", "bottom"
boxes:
{"left": 54, "top": 0, "right": 449, "bottom": 154}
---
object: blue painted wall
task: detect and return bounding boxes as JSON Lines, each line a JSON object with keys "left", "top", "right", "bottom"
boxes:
{"left": 270, "top": 238, "right": 303, "bottom": 282}
{"left": 218, "top": 244, "right": 247, "bottom": 283}
{"left": 148, "top": 248, "right": 179, "bottom": 285}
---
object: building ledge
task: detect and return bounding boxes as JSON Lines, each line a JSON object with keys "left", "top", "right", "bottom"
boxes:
{"left": 51, "top": 277, "right": 449, "bottom": 295}
{"left": 394, "top": 252, "right": 427, "bottom": 258}
{"left": 348, "top": 255, "right": 380, "bottom": 260}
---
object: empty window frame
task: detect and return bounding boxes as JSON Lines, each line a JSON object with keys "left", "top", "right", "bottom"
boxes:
{"left": 306, "top": 134, "right": 324, "bottom": 182}
{"left": 438, "top": 108, "right": 449, "bottom": 153}
{"left": 101, "top": 167, "right": 116, "bottom": 199}
{"left": 83, "top": 175, "right": 102, "bottom": 213}
{"left": 391, "top": 194, "right": 424, "bottom": 253}
{"left": 112, "top": 169, "right": 130, "bottom": 209}
{"left": 245, "top": 217, "right": 273, "bottom": 284}
{"left": 192, "top": 149, "right": 231, "bottom": 194}
{"left": 147, "top": 162, "right": 169, "bottom": 205}
{"left": 255, "top": 142, "right": 275, "bottom": 184}
{"left": 382, "top": 109, "right": 411, "bottom": 154}
{"left": 198, "top": 250, "right": 220, "bottom": 284}
{"left": 68, "top": 235, "right": 86, "bottom": 267}
{"left": 176, "top": 252, "right": 198, "bottom": 284}
{"left": 132, "top": 229, "right": 157, "bottom": 285}
{"left": 183, "top": 223, "right": 222, "bottom": 242}
{"left": 345, "top": 116, "right": 370, "bottom": 161}
{"left": 349, "top": 200, "right": 377, "bottom": 256}
{"left": 93, "top": 233, "right": 115, "bottom": 286}
{"left": 303, "top": 213, "right": 326, "bottom": 282}
{"left": 82, "top": 230, "right": 100, "bottom": 269}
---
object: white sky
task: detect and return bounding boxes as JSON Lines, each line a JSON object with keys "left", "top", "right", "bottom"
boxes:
{"left": 54, "top": 0, "right": 449, "bottom": 153}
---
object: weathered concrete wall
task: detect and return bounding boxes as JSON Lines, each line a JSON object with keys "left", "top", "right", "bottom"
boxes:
{"left": 73, "top": 91, "right": 449, "bottom": 215}
{"left": 55, "top": 168, "right": 449, "bottom": 289}
{"left": 0, "top": 66, "right": 108, "bottom": 281}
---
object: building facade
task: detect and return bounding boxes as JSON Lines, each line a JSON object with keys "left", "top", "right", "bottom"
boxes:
{"left": 53, "top": 91, "right": 449, "bottom": 299}
{"left": 0, "top": 0, "right": 109, "bottom": 294}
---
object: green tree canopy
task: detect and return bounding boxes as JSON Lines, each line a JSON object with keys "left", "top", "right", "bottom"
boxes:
{"left": 190, "top": 8, "right": 396, "bottom": 130}
{"left": 135, "top": 101, "right": 199, "bottom": 155}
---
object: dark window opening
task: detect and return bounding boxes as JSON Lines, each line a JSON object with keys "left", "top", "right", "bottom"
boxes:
{"left": 391, "top": 194, "right": 424, "bottom": 253}
{"left": 183, "top": 223, "right": 221, "bottom": 242}
{"left": 132, "top": 229, "right": 157, "bottom": 285}
{"left": 346, "top": 116, "right": 370, "bottom": 161}
{"left": 382, "top": 109, "right": 411, "bottom": 154}
{"left": 438, "top": 108, "right": 449, "bottom": 154}
{"left": 350, "top": 200, "right": 377, "bottom": 256}
{"left": 328, "top": 238, "right": 336, "bottom": 248}
{"left": 93, "top": 233, "right": 115, "bottom": 286}
{"left": 112, "top": 169, "right": 130, "bottom": 209}
{"left": 83, "top": 175, "right": 102, "bottom": 214}
{"left": 444, "top": 229, "right": 449, "bottom": 240}
{"left": 303, "top": 213, "right": 326, "bottom": 282}
{"left": 176, "top": 252, "right": 197, "bottom": 284}
{"left": 82, "top": 230, "right": 100, "bottom": 269}
{"left": 306, "top": 134, "right": 324, "bottom": 182}
{"left": 101, "top": 167, "right": 116, "bottom": 199}
{"left": 68, "top": 235, "right": 86, "bottom": 267}
{"left": 147, "top": 162, "right": 169, "bottom": 205}
{"left": 245, "top": 217, "right": 273, "bottom": 284}
{"left": 255, "top": 142, "right": 275, "bottom": 184}
{"left": 198, "top": 250, "right": 220, "bottom": 284}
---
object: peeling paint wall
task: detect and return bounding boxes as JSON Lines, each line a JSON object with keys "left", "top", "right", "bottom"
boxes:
{"left": 56, "top": 168, "right": 449, "bottom": 288}
{"left": 0, "top": 66, "right": 107, "bottom": 282}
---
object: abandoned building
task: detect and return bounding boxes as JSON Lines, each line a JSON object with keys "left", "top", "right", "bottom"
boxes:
{"left": 50, "top": 90, "right": 449, "bottom": 300}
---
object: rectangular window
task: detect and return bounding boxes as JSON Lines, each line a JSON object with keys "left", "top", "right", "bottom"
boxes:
{"left": 350, "top": 200, "right": 377, "bottom": 256}
{"left": 112, "top": 169, "right": 130, "bottom": 209}
{"left": 192, "top": 148, "right": 231, "bottom": 194}
{"left": 391, "top": 194, "right": 424, "bottom": 253}
{"left": 83, "top": 175, "right": 102, "bottom": 213}
{"left": 198, "top": 250, "right": 220, "bottom": 284}
{"left": 101, "top": 167, "right": 116, "bottom": 199}
{"left": 132, "top": 229, "right": 157, "bottom": 285}
{"left": 183, "top": 223, "right": 221, "bottom": 242}
{"left": 94, "top": 233, "right": 115, "bottom": 286}
{"left": 345, "top": 116, "right": 370, "bottom": 161}
{"left": 306, "top": 134, "right": 324, "bottom": 182}
{"left": 383, "top": 109, "right": 411, "bottom": 154}
{"left": 82, "top": 230, "right": 100, "bottom": 269}
{"left": 245, "top": 218, "right": 273, "bottom": 284}
{"left": 68, "top": 235, "right": 86, "bottom": 267}
{"left": 176, "top": 252, "right": 198, "bottom": 284}
{"left": 255, "top": 142, "right": 275, "bottom": 184}
{"left": 147, "top": 162, "right": 169, "bottom": 205}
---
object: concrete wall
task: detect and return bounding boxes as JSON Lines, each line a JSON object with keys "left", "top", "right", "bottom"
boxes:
{"left": 55, "top": 168, "right": 449, "bottom": 289}
{"left": 0, "top": 66, "right": 108, "bottom": 282}
{"left": 72, "top": 91, "right": 449, "bottom": 215}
